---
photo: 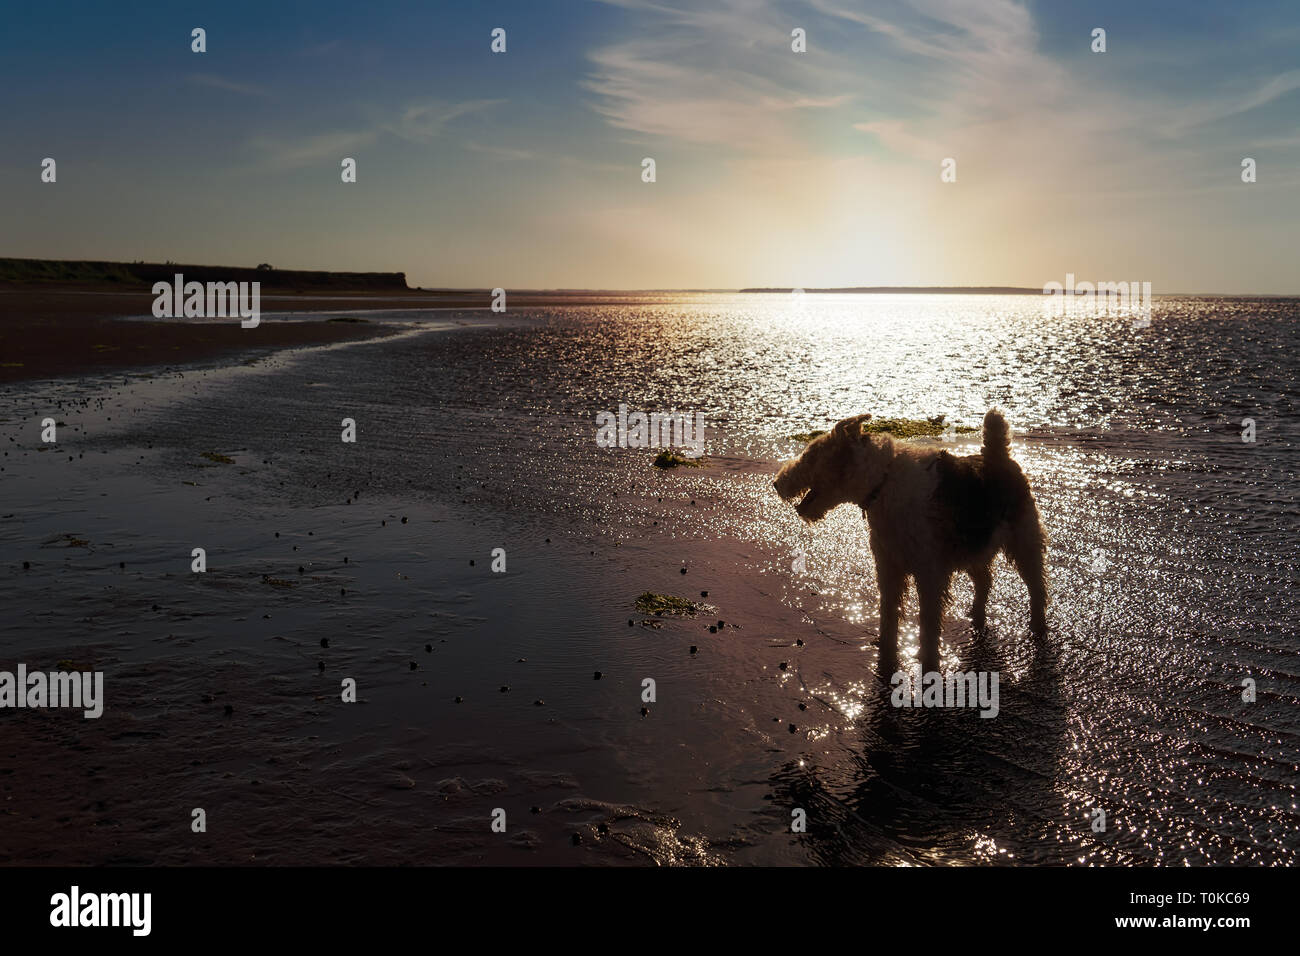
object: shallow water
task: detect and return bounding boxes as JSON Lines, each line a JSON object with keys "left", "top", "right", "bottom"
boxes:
{"left": 1, "top": 293, "right": 1296, "bottom": 865}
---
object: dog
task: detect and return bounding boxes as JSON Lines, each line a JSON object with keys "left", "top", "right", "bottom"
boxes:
{"left": 774, "top": 410, "right": 1047, "bottom": 672}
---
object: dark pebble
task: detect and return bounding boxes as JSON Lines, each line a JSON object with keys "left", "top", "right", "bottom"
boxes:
{"left": 409, "top": 661, "right": 417, "bottom": 670}
{"left": 679, "top": 567, "right": 686, "bottom": 575}
{"left": 779, "top": 662, "right": 788, "bottom": 670}
{"left": 318, "top": 661, "right": 325, "bottom": 672}
{"left": 534, "top": 699, "right": 544, "bottom": 706}
{"left": 22, "top": 562, "right": 29, "bottom": 570}
{"left": 401, "top": 517, "right": 408, "bottom": 524}
{"left": 530, "top": 806, "right": 541, "bottom": 814}
{"left": 709, "top": 625, "right": 717, "bottom": 634}
{"left": 690, "top": 645, "right": 698, "bottom": 654}
{"left": 798, "top": 702, "right": 807, "bottom": 711}
{"left": 500, "top": 685, "right": 510, "bottom": 693}
{"left": 700, "top": 590, "right": 708, "bottom": 597}
{"left": 640, "top": 706, "right": 649, "bottom": 717}
{"left": 789, "top": 723, "right": 797, "bottom": 733}
{"left": 320, "top": 638, "right": 329, "bottom": 648}
{"left": 425, "top": 644, "right": 432, "bottom": 653}
{"left": 572, "top": 833, "right": 582, "bottom": 846}
{"left": 597, "top": 823, "right": 609, "bottom": 834}
{"left": 796, "top": 639, "right": 804, "bottom": 646}
{"left": 593, "top": 671, "right": 602, "bottom": 680}
{"left": 628, "top": 619, "right": 634, "bottom": 627}
{"left": 469, "top": 559, "right": 474, "bottom": 566}
{"left": 454, "top": 696, "right": 463, "bottom": 703}
{"left": 224, "top": 704, "right": 233, "bottom": 716}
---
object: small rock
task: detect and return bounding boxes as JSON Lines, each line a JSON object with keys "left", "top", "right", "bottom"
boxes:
{"left": 321, "top": 638, "right": 329, "bottom": 648}
{"left": 593, "top": 671, "right": 602, "bottom": 680}
{"left": 500, "top": 685, "right": 510, "bottom": 693}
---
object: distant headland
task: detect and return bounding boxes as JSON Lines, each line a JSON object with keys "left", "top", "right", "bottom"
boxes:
{"left": 0, "top": 257, "right": 412, "bottom": 293}
{"left": 739, "top": 286, "right": 1045, "bottom": 294}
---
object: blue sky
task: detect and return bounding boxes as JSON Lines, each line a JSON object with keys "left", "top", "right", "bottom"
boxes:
{"left": 1, "top": 0, "right": 1297, "bottom": 291}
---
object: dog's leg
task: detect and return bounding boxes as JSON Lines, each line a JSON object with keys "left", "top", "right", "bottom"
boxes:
{"left": 875, "top": 561, "right": 906, "bottom": 674}
{"left": 968, "top": 563, "right": 992, "bottom": 631}
{"left": 916, "top": 573, "right": 947, "bottom": 673}
{"left": 1007, "top": 510, "right": 1048, "bottom": 637}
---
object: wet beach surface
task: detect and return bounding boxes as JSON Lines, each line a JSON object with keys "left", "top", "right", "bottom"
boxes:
{"left": 1, "top": 294, "right": 1296, "bottom": 865}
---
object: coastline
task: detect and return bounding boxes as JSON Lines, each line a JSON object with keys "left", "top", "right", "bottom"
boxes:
{"left": 0, "top": 287, "right": 636, "bottom": 385}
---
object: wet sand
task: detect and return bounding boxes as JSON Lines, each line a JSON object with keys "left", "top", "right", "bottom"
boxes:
{"left": 2, "top": 293, "right": 1295, "bottom": 866}
{"left": 0, "top": 288, "right": 634, "bottom": 384}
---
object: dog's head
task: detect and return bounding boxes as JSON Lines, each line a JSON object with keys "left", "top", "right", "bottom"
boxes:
{"left": 773, "top": 414, "right": 889, "bottom": 523}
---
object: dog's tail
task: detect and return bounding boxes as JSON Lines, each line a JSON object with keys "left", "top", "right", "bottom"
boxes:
{"left": 981, "top": 408, "right": 1012, "bottom": 462}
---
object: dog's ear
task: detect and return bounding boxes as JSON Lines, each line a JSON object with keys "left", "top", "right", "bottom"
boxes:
{"left": 834, "top": 413, "right": 871, "bottom": 439}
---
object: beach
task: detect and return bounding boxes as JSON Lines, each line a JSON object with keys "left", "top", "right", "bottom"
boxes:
{"left": 1, "top": 292, "right": 1296, "bottom": 865}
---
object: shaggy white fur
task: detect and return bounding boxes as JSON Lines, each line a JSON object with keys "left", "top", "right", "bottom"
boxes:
{"left": 774, "top": 410, "right": 1048, "bottom": 671}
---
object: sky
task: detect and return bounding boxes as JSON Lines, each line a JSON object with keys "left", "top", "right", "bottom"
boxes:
{"left": 1, "top": 0, "right": 1297, "bottom": 292}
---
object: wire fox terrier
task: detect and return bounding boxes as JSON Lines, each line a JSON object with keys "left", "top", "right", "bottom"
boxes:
{"left": 774, "top": 410, "right": 1048, "bottom": 671}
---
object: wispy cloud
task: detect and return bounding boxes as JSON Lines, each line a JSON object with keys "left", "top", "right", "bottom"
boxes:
{"left": 249, "top": 98, "right": 505, "bottom": 171}
{"left": 249, "top": 130, "right": 376, "bottom": 171}
{"left": 187, "top": 73, "right": 270, "bottom": 98}
{"left": 379, "top": 99, "right": 505, "bottom": 143}
{"left": 463, "top": 140, "right": 534, "bottom": 161}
